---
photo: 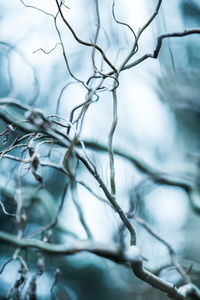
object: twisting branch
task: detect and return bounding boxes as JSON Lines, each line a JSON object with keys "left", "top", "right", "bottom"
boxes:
{"left": 131, "top": 263, "right": 200, "bottom": 300}
{"left": 55, "top": 0, "right": 118, "bottom": 73}
{"left": 0, "top": 199, "right": 15, "bottom": 217}
{"left": 0, "top": 230, "right": 200, "bottom": 300}
{"left": 25, "top": 181, "right": 69, "bottom": 239}
{"left": 33, "top": 43, "right": 61, "bottom": 54}
{"left": 135, "top": 217, "right": 191, "bottom": 284}
{"left": 56, "top": 81, "right": 80, "bottom": 114}
{"left": 70, "top": 179, "right": 93, "bottom": 239}
{"left": 123, "top": 29, "right": 200, "bottom": 71}
{"left": 53, "top": 11, "right": 86, "bottom": 86}
{"left": 82, "top": 140, "right": 200, "bottom": 215}
{"left": 0, "top": 99, "right": 137, "bottom": 245}
{"left": 91, "top": 0, "right": 101, "bottom": 69}
{"left": 118, "top": 0, "right": 163, "bottom": 72}
{"left": 82, "top": 140, "right": 193, "bottom": 190}
{"left": 77, "top": 154, "right": 137, "bottom": 245}
{"left": 77, "top": 180, "right": 112, "bottom": 208}
{"left": 0, "top": 41, "right": 40, "bottom": 105}
{"left": 89, "top": 28, "right": 200, "bottom": 78}
{"left": 1, "top": 2, "right": 200, "bottom": 299}
{"left": 112, "top": 0, "right": 138, "bottom": 54}
{"left": 108, "top": 88, "right": 118, "bottom": 196}
{"left": 19, "top": 0, "right": 54, "bottom": 17}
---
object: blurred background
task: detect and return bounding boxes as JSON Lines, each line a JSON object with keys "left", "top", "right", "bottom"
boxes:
{"left": 0, "top": 0, "right": 200, "bottom": 299}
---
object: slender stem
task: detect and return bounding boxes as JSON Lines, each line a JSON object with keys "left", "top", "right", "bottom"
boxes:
{"left": 77, "top": 154, "right": 137, "bottom": 245}
{"left": 123, "top": 29, "right": 200, "bottom": 71}
{"left": 118, "top": 0, "right": 163, "bottom": 72}
{"left": 108, "top": 88, "right": 118, "bottom": 195}
{"left": 55, "top": 0, "right": 117, "bottom": 73}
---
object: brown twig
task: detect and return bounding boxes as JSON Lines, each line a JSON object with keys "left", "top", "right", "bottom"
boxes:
{"left": 55, "top": 0, "right": 117, "bottom": 73}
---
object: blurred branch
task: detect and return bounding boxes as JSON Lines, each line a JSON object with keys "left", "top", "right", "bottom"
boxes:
{"left": 19, "top": 0, "right": 54, "bottom": 17}
{"left": 82, "top": 140, "right": 193, "bottom": 189}
{"left": 135, "top": 217, "right": 191, "bottom": 284}
{"left": 0, "top": 230, "right": 199, "bottom": 299}
{"left": 50, "top": 268, "right": 61, "bottom": 296}
{"left": 0, "top": 41, "right": 40, "bottom": 105}
{"left": 25, "top": 181, "right": 69, "bottom": 239}
{"left": 33, "top": 43, "right": 61, "bottom": 54}
{"left": 0, "top": 229, "right": 136, "bottom": 258}
{"left": 131, "top": 263, "right": 200, "bottom": 300}
{"left": 112, "top": 0, "right": 137, "bottom": 52}
{"left": 0, "top": 199, "right": 15, "bottom": 217}
{"left": 56, "top": 81, "right": 80, "bottom": 114}
{"left": 8, "top": 258, "right": 28, "bottom": 299}
{"left": 82, "top": 140, "right": 200, "bottom": 215}
{"left": 77, "top": 180, "right": 113, "bottom": 208}
{"left": 54, "top": 11, "right": 86, "bottom": 86}
{"left": 91, "top": 0, "right": 101, "bottom": 69}
{"left": 71, "top": 179, "right": 93, "bottom": 239}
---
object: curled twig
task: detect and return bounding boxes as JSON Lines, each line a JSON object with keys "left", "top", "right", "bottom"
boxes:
{"left": 55, "top": 0, "right": 118, "bottom": 73}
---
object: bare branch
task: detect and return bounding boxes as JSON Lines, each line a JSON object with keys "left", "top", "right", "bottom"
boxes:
{"left": 135, "top": 217, "right": 191, "bottom": 284}
{"left": 55, "top": 0, "right": 118, "bottom": 73}
{"left": 119, "top": 0, "right": 163, "bottom": 72}
{"left": 0, "top": 199, "right": 15, "bottom": 217}
{"left": 0, "top": 230, "right": 199, "bottom": 299}
{"left": 71, "top": 180, "right": 93, "bottom": 239}
{"left": 77, "top": 154, "right": 137, "bottom": 245}
{"left": 82, "top": 140, "right": 193, "bottom": 190}
{"left": 108, "top": 88, "right": 118, "bottom": 195}
{"left": 112, "top": 0, "right": 138, "bottom": 54}
{"left": 33, "top": 43, "right": 61, "bottom": 54}
{"left": 123, "top": 29, "right": 200, "bottom": 71}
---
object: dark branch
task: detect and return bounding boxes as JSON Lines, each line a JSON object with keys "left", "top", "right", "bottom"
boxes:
{"left": 123, "top": 29, "right": 200, "bottom": 71}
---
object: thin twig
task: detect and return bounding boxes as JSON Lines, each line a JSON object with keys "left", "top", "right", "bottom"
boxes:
{"left": 71, "top": 180, "right": 93, "bottom": 239}
{"left": 0, "top": 200, "right": 15, "bottom": 217}
{"left": 55, "top": 0, "right": 117, "bottom": 73}
{"left": 108, "top": 88, "right": 118, "bottom": 195}
{"left": 135, "top": 217, "right": 191, "bottom": 284}
{"left": 122, "top": 29, "right": 200, "bottom": 71}
{"left": 118, "top": 0, "right": 163, "bottom": 72}
{"left": 77, "top": 154, "right": 137, "bottom": 245}
{"left": 33, "top": 43, "right": 61, "bottom": 54}
{"left": 112, "top": 0, "right": 138, "bottom": 55}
